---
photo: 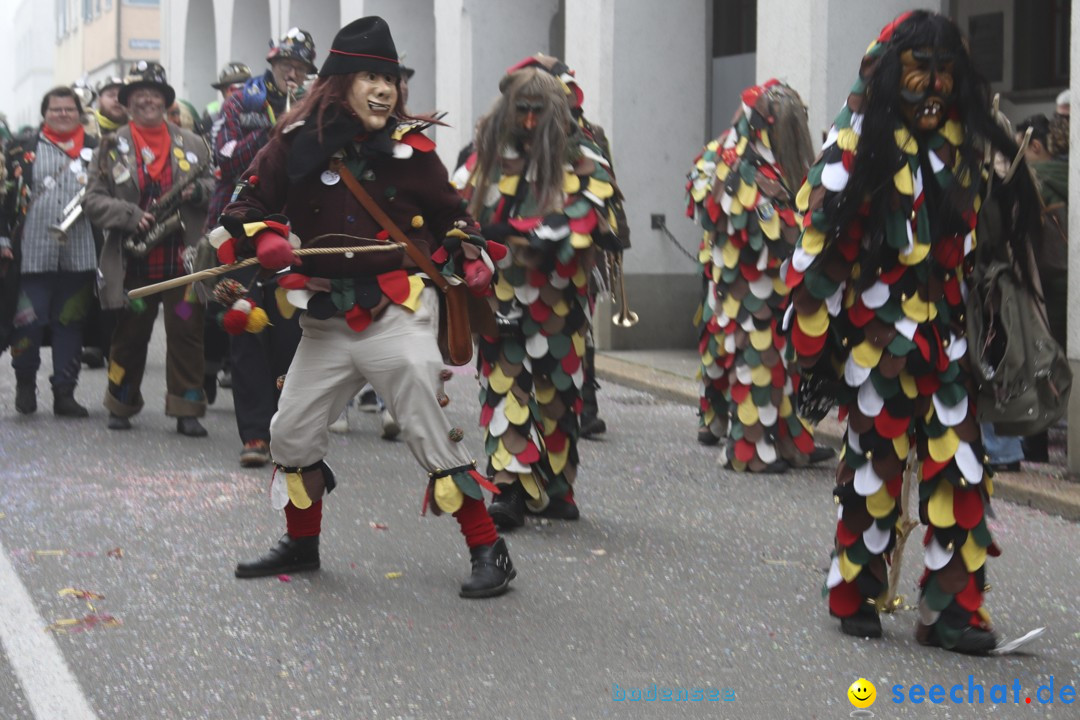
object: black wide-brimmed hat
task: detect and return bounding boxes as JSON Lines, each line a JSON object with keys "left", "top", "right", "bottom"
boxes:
{"left": 267, "top": 28, "right": 317, "bottom": 74}
{"left": 119, "top": 61, "right": 176, "bottom": 107}
{"left": 319, "top": 16, "right": 400, "bottom": 78}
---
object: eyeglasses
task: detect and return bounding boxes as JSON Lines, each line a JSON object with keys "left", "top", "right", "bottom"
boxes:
{"left": 46, "top": 107, "right": 80, "bottom": 115}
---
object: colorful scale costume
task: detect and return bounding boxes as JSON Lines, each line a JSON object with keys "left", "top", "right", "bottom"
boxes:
{"left": 784, "top": 14, "right": 1001, "bottom": 648}
{"left": 465, "top": 120, "right": 621, "bottom": 511}
{"left": 686, "top": 80, "right": 816, "bottom": 471}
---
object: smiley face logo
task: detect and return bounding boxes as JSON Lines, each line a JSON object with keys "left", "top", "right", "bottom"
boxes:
{"left": 847, "top": 678, "right": 876, "bottom": 708}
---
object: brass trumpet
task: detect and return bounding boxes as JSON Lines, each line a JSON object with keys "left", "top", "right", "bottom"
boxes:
{"left": 611, "top": 253, "right": 639, "bottom": 327}
{"left": 48, "top": 186, "right": 86, "bottom": 244}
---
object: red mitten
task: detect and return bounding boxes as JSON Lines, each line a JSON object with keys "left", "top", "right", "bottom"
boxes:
{"left": 254, "top": 230, "right": 296, "bottom": 270}
{"left": 463, "top": 258, "right": 492, "bottom": 290}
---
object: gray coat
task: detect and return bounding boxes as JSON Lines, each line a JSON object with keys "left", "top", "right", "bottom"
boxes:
{"left": 83, "top": 123, "right": 213, "bottom": 309}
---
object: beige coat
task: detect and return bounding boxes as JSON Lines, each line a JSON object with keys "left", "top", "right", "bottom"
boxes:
{"left": 84, "top": 123, "right": 213, "bottom": 309}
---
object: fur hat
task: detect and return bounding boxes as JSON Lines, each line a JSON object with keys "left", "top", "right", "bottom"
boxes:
{"left": 119, "top": 61, "right": 176, "bottom": 107}
{"left": 319, "top": 17, "right": 399, "bottom": 79}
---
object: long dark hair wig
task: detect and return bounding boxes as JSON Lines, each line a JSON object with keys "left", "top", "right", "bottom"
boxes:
{"left": 828, "top": 10, "right": 1041, "bottom": 287}
{"left": 272, "top": 73, "right": 439, "bottom": 142}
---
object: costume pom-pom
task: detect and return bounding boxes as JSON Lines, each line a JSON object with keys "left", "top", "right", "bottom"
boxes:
{"left": 245, "top": 306, "right": 270, "bottom": 333}
{"left": 129, "top": 297, "right": 147, "bottom": 314}
{"left": 223, "top": 308, "right": 249, "bottom": 335}
{"left": 213, "top": 278, "right": 246, "bottom": 306}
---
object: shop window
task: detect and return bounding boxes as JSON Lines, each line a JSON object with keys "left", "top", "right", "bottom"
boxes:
{"left": 713, "top": 0, "right": 756, "bottom": 57}
{"left": 1013, "top": 0, "right": 1070, "bottom": 90}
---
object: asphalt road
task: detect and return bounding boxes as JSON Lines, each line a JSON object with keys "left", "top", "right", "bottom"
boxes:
{"left": 1, "top": 321, "right": 1078, "bottom": 719}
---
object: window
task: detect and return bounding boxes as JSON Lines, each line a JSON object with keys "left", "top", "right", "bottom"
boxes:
{"left": 1013, "top": 0, "right": 1070, "bottom": 90}
{"left": 713, "top": 0, "right": 756, "bottom": 57}
{"left": 125, "top": 0, "right": 161, "bottom": 6}
{"left": 84, "top": 0, "right": 93, "bottom": 21}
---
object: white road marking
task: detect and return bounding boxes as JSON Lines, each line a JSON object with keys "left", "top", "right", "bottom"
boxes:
{"left": 0, "top": 539, "right": 99, "bottom": 719}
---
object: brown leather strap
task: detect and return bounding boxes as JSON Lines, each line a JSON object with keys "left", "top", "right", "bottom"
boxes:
{"left": 333, "top": 159, "right": 449, "bottom": 291}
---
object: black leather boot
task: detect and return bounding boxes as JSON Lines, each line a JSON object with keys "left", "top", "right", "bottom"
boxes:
{"left": 487, "top": 481, "right": 526, "bottom": 529}
{"left": 53, "top": 388, "right": 90, "bottom": 418}
{"left": 177, "top": 417, "right": 208, "bottom": 437}
{"left": 917, "top": 623, "right": 998, "bottom": 655}
{"left": 235, "top": 534, "right": 320, "bottom": 578}
{"left": 840, "top": 603, "right": 883, "bottom": 639}
{"left": 15, "top": 379, "right": 36, "bottom": 415}
{"left": 459, "top": 538, "right": 516, "bottom": 598}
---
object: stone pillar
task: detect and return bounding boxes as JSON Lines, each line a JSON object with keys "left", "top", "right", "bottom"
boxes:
{"left": 566, "top": 0, "right": 708, "bottom": 350}
{"left": 434, "top": 0, "right": 558, "bottom": 169}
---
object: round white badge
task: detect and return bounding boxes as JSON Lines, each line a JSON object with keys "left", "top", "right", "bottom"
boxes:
{"left": 69, "top": 159, "right": 83, "bottom": 173}
{"left": 80, "top": 147, "right": 94, "bottom": 162}
{"left": 117, "top": 138, "right": 130, "bottom": 154}
{"left": 320, "top": 170, "right": 340, "bottom": 186}
{"left": 186, "top": 151, "right": 198, "bottom": 164}
{"left": 43, "top": 176, "right": 56, "bottom": 190}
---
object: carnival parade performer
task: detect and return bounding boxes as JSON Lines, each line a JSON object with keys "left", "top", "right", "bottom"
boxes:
{"left": 84, "top": 62, "right": 215, "bottom": 437}
{"left": 222, "top": 16, "right": 516, "bottom": 598}
{"left": 784, "top": 11, "right": 1043, "bottom": 653}
{"left": 1, "top": 86, "right": 99, "bottom": 417}
{"left": 686, "top": 80, "right": 835, "bottom": 473}
{"left": 461, "top": 60, "right": 623, "bottom": 527}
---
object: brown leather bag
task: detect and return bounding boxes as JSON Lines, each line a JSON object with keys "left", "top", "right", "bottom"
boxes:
{"left": 335, "top": 162, "right": 476, "bottom": 365}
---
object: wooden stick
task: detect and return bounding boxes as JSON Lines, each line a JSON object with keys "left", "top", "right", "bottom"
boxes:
{"left": 882, "top": 447, "right": 920, "bottom": 613}
{"left": 126, "top": 244, "right": 403, "bottom": 299}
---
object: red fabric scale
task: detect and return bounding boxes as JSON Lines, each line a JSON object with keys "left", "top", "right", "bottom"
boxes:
{"left": 792, "top": 428, "right": 815, "bottom": 454}
{"left": 829, "top": 579, "right": 863, "bottom": 617}
{"left": 530, "top": 301, "right": 552, "bottom": 323}
{"left": 528, "top": 269, "right": 547, "bottom": 287}
{"left": 791, "top": 320, "right": 828, "bottom": 357}
{"left": 875, "top": 409, "right": 909, "bottom": 439}
{"left": 569, "top": 211, "right": 597, "bottom": 234}
{"left": 400, "top": 131, "right": 436, "bottom": 152}
{"left": 345, "top": 305, "right": 372, "bottom": 332}
{"left": 561, "top": 350, "right": 581, "bottom": 375}
{"left": 954, "top": 486, "right": 985, "bottom": 530}
{"left": 955, "top": 574, "right": 984, "bottom": 612}
{"left": 734, "top": 439, "right": 756, "bottom": 462}
{"left": 277, "top": 273, "right": 310, "bottom": 290}
{"left": 916, "top": 373, "right": 941, "bottom": 395}
{"left": 377, "top": 270, "right": 411, "bottom": 304}
{"left": 836, "top": 519, "right": 860, "bottom": 547}
{"left": 509, "top": 217, "right": 542, "bottom": 233}
{"left": 546, "top": 428, "right": 568, "bottom": 453}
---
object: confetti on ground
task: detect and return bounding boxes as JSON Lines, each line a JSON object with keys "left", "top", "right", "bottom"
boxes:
{"left": 59, "top": 588, "right": 105, "bottom": 601}
{"left": 384, "top": 572, "right": 403, "bottom": 580}
{"left": 277, "top": 574, "right": 292, "bottom": 582}
{"left": 106, "top": 547, "right": 124, "bottom": 559}
{"left": 46, "top": 614, "right": 121, "bottom": 634}
{"left": 369, "top": 522, "right": 388, "bottom": 530}
{"left": 590, "top": 549, "right": 607, "bottom": 556}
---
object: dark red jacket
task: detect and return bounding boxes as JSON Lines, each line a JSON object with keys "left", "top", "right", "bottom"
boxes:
{"left": 223, "top": 120, "right": 473, "bottom": 279}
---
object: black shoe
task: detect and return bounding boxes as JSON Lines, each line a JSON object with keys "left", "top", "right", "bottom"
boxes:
{"left": 81, "top": 347, "right": 105, "bottom": 369}
{"left": 459, "top": 537, "right": 516, "bottom": 598}
{"left": 580, "top": 414, "right": 607, "bottom": 439}
{"left": 15, "top": 381, "right": 37, "bottom": 415}
{"left": 176, "top": 417, "right": 208, "bottom": 437}
{"left": 989, "top": 461, "right": 1021, "bottom": 473}
{"left": 53, "top": 390, "right": 90, "bottom": 418}
{"left": 235, "top": 534, "right": 320, "bottom": 578}
{"left": 487, "top": 481, "right": 526, "bottom": 529}
{"left": 840, "top": 604, "right": 883, "bottom": 639}
{"left": 917, "top": 624, "right": 998, "bottom": 656}
{"left": 698, "top": 427, "right": 720, "bottom": 446}
{"left": 759, "top": 459, "right": 790, "bottom": 474}
{"left": 203, "top": 374, "right": 218, "bottom": 405}
{"left": 809, "top": 445, "right": 837, "bottom": 464}
{"left": 538, "top": 496, "right": 580, "bottom": 520}
{"left": 108, "top": 413, "right": 132, "bottom": 430}
{"left": 1022, "top": 432, "right": 1049, "bottom": 463}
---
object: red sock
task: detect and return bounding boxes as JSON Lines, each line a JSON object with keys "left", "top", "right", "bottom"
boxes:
{"left": 453, "top": 496, "right": 498, "bottom": 549}
{"left": 564, "top": 487, "right": 576, "bottom": 505}
{"left": 284, "top": 500, "right": 322, "bottom": 538}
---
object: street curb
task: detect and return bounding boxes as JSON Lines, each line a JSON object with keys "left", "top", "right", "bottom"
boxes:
{"left": 596, "top": 352, "right": 1080, "bottom": 522}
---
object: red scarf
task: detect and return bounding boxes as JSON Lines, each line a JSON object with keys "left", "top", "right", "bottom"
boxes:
{"left": 41, "top": 125, "right": 85, "bottom": 159}
{"left": 128, "top": 122, "right": 172, "bottom": 180}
